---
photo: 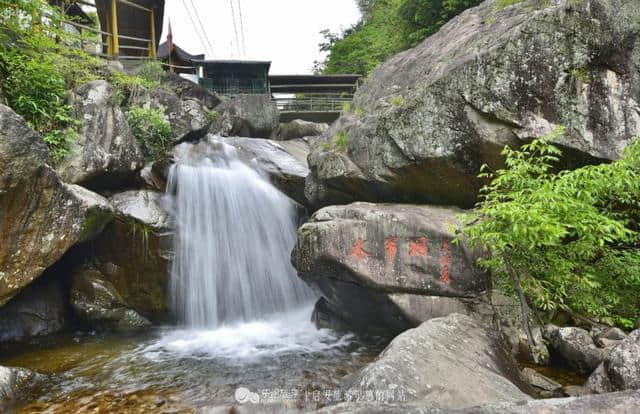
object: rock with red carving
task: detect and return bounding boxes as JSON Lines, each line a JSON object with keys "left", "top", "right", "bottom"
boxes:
{"left": 292, "top": 202, "right": 489, "bottom": 336}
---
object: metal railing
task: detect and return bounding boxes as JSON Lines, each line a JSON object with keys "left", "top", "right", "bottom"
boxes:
{"left": 58, "top": 0, "right": 157, "bottom": 60}
{"left": 273, "top": 97, "right": 352, "bottom": 112}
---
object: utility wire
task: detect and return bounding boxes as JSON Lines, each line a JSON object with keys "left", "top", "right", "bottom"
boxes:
{"left": 237, "top": 0, "right": 247, "bottom": 57}
{"left": 228, "top": 0, "right": 241, "bottom": 57}
{"left": 182, "top": 0, "right": 209, "bottom": 57}
{"left": 189, "top": 0, "right": 215, "bottom": 57}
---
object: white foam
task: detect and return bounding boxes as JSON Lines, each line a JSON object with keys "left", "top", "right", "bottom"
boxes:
{"left": 142, "top": 306, "right": 354, "bottom": 362}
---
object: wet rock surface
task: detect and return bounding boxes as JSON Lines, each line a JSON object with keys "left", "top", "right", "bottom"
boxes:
{"left": 70, "top": 265, "right": 151, "bottom": 332}
{"left": 173, "top": 135, "right": 311, "bottom": 206}
{"left": 90, "top": 191, "right": 171, "bottom": 321}
{"left": 0, "top": 366, "right": 44, "bottom": 412}
{"left": 521, "top": 368, "right": 563, "bottom": 398}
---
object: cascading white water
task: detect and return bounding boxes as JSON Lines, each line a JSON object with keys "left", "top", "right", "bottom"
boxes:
{"left": 166, "top": 139, "right": 315, "bottom": 328}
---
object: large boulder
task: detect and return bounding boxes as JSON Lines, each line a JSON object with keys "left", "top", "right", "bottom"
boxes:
{"left": 212, "top": 95, "right": 280, "bottom": 138}
{"left": 305, "top": 0, "right": 640, "bottom": 209}
{"left": 344, "top": 314, "right": 531, "bottom": 409}
{"left": 56, "top": 80, "right": 145, "bottom": 189}
{"left": 0, "top": 104, "right": 114, "bottom": 306}
{"left": 0, "top": 273, "right": 68, "bottom": 343}
{"left": 172, "top": 135, "right": 311, "bottom": 206}
{"left": 275, "top": 119, "right": 329, "bottom": 140}
{"left": 602, "top": 329, "right": 640, "bottom": 390}
{"left": 0, "top": 366, "right": 44, "bottom": 412}
{"left": 160, "top": 72, "right": 221, "bottom": 109}
{"left": 292, "top": 202, "right": 489, "bottom": 336}
{"left": 546, "top": 326, "right": 606, "bottom": 374}
{"left": 70, "top": 265, "right": 151, "bottom": 331}
{"left": 90, "top": 190, "right": 171, "bottom": 321}
{"left": 131, "top": 87, "right": 211, "bottom": 143}
{"left": 587, "top": 329, "right": 640, "bottom": 393}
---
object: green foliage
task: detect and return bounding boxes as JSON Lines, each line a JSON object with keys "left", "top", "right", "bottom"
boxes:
{"left": 567, "top": 67, "right": 590, "bottom": 83}
{"left": 136, "top": 61, "right": 164, "bottom": 85}
{"left": 0, "top": 0, "right": 103, "bottom": 162}
{"left": 495, "top": 0, "right": 525, "bottom": 9}
{"left": 127, "top": 106, "right": 172, "bottom": 161}
{"left": 109, "top": 62, "right": 162, "bottom": 107}
{"left": 206, "top": 110, "right": 219, "bottom": 123}
{"left": 43, "top": 128, "right": 78, "bottom": 162}
{"left": 459, "top": 128, "right": 640, "bottom": 329}
{"left": 389, "top": 95, "right": 406, "bottom": 107}
{"left": 323, "top": 130, "right": 349, "bottom": 153}
{"left": 318, "top": 0, "right": 482, "bottom": 76}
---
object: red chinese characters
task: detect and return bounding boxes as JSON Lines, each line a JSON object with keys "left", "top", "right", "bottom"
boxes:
{"left": 439, "top": 240, "right": 451, "bottom": 284}
{"left": 384, "top": 237, "right": 398, "bottom": 261}
{"left": 408, "top": 236, "right": 428, "bottom": 257}
{"left": 351, "top": 239, "right": 372, "bottom": 261}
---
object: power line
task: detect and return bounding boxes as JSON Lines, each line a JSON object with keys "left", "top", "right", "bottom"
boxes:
{"left": 181, "top": 0, "right": 209, "bottom": 57}
{"left": 237, "top": 0, "right": 247, "bottom": 57}
{"left": 228, "top": 0, "right": 241, "bottom": 57}
{"left": 189, "top": 0, "right": 215, "bottom": 57}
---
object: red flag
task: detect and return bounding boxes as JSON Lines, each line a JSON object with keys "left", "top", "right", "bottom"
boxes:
{"left": 167, "top": 20, "right": 174, "bottom": 53}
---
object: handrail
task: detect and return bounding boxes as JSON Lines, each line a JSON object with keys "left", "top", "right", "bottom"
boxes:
{"left": 117, "top": 0, "right": 151, "bottom": 13}
{"left": 62, "top": 19, "right": 112, "bottom": 37}
{"left": 118, "top": 45, "right": 149, "bottom": 51}
{"left": 116, "top": 33, "right": 152, "bottom": 43}
{"left": 272, "top": 97, "right": 353, "bottom": 113}
{"left": 160, "top": 62, "right": 197, "bottom": 70}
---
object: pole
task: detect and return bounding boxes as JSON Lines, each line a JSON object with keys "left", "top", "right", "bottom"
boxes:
{"left": 111, "top": 0, "right": 119, "bottom": 56}
{"left": 149, "top": 8, "right": 156, "bottom": 58}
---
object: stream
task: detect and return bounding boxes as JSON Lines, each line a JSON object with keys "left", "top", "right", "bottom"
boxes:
{"left": 2, "top": 306, "right": 379, "bottom": 412}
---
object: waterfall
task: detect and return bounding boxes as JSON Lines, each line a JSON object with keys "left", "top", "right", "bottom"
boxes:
{"left": 166, "top": 140, "right": 315, "bottom": 328}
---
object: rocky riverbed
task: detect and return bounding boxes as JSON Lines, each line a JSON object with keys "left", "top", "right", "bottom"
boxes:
{"left": 1, "top": 0, "right": 639, "bottom": 413}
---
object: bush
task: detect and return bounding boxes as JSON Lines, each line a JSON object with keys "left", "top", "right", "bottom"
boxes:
{"left": 323, "top": 131, "right": 349, "bottom": 152}
{"left": 0, "top": 0, "right": 102, "bottom": 162}
{"left": 127, "top": 106, "right": 172, "bottom": 160}
{"left": 206, "top": 110, "right": 219, "bottom": 123}
{"left": 109, "top": 62, "right": 162, "bottom": 107}
{"left": 459, "top": 128, "right": 640, "bottom": 330}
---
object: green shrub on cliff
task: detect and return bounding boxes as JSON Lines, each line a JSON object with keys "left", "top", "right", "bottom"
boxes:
{"left": 0, "top": 0, "right": 101, "bottom": 161}
{"left": 127, "top": 106, "right": 172, "bottom": 160}
{"left": 459, "top": 128, "right": 640, "bottom": 331}
{"left": 317, "top": 0, "right": 482, "bottom": 76}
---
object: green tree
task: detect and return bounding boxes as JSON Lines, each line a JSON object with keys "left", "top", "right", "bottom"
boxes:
{"left": 318, "top": 0, "right": 482, "bottom": 76}
{"left": 458, "top": 128, "right": 640, "bottom": 348}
